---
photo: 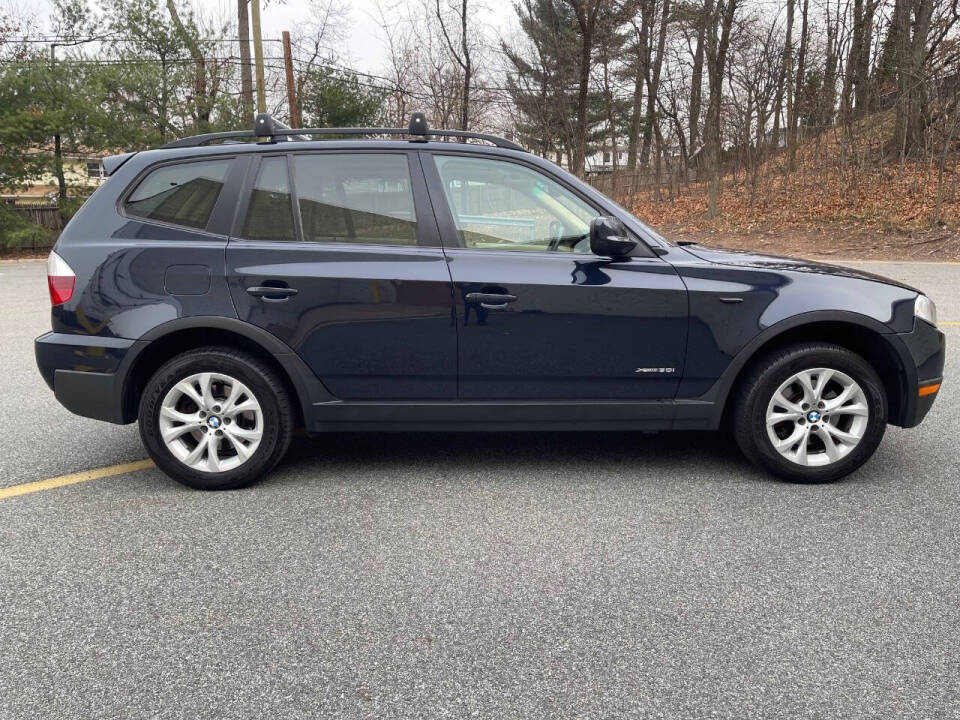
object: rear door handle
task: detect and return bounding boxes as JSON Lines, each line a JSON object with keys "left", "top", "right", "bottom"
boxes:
{"left": 465, "top": 292, "right": 518, "bottom": 309}
{"left": 246, "top": 285, "right": 299, "bottom": 300}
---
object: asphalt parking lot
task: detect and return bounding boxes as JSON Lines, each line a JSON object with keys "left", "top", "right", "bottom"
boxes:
{"left": 1, "top": 257, "right": 958, "bottom": 718}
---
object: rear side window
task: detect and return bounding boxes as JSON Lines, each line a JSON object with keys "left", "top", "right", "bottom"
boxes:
{"left": 242, "top": 156, "right": 295, "bottom": 241}
{"left": 125, "top": 159, "right": 232, "bottom": 230}
{"left": 293, "top": 154, "right": 418, "bottom": 246}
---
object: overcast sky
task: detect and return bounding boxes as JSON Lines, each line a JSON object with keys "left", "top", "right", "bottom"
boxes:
{"left": 259, "top": 0, "right": 517, "bottom": 74}
{"left": 259, "top": 0, "right": 394, "bottom": 74}
{"left": 16, "top": 0, "right": 518, "bottom": 77}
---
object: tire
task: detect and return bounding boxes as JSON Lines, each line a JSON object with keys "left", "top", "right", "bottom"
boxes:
{"left": 138, "top": 347, "right": 294, "bottom": 490}
{"left": 732, "top": 342, "right": 887, "bottom": 483}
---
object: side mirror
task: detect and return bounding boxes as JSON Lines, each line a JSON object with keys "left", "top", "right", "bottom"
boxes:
{"left": 590, "top": 216, "right": 637, "bottom": 258}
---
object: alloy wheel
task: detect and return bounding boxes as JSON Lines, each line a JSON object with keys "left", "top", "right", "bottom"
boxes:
{"left": 158, "top": 372, "right": 264, "bottom": 473}
{"left": 765, "top": 367, "right": 870, "bottom": 467}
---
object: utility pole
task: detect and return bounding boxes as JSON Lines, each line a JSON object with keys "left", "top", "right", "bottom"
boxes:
{"left": 281, "top": 31, "right": 299, "bottom": 128}
{"left": 238, "top": 0, "right": 254, "bottom": 120}
{"left": 250, "top": 0, "right": 267, "bottom": 113}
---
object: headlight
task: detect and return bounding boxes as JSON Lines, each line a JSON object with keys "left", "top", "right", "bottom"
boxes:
{"left": 915, "top": 294, "right": 937, "bottom": 327}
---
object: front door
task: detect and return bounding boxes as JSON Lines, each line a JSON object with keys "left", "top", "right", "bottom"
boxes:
{"left": 423, "top": 152, "right": 687, "bottom": 400}
{"left": 227, "top": 151, "right": 456, "bottom": 399}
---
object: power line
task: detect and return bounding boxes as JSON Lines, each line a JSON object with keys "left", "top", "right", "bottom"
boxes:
{"left": 4, "top": 35, "right": 288, "bottom": 44}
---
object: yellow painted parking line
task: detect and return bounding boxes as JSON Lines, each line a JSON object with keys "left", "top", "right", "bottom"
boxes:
{"left": 940, "top": 321, "right": 960, "bottom": 326}
{"left": 0, "top": 459, "right": 154, "bottom": 500}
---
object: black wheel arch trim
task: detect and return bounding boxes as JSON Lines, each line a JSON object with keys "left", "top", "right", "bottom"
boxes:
{"left": 694, "top": 309, "right": 916, "bottom": 427}
{"left": 117, "top": 316, "right": 335, "bottom": 423}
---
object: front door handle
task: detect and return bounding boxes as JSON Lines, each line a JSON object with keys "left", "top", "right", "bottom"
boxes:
{"left": 246, "top": 285, "right": 299, "bottom": 300}
{"left": 465, "top": 292, "right": 518, "bottom": 309}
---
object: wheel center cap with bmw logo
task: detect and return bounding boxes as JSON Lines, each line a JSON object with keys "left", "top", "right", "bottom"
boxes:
{"left": 207, "top": 416, "right": 222, "bottom": 429}
{"left": 807, "top": 411, "right": 821, "bottom": 423}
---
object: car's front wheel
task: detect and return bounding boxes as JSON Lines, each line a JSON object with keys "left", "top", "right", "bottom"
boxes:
{"left": 139, "top": 347, "right": 294, "bottom": 490}
{"left": 733, "top": 342, "right": 888, "bottom": 483}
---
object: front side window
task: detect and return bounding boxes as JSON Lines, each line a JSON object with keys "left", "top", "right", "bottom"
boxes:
{"left": 293, "top": 153, "right": 418, "bottom": 246}
{"left": 432, "top": 155, "right": 596, "bottom": 253}
{"left": 125, "top": 158, "right": 232, "bottom": 230}
{"left": 242, "top": 156, "right": 295, "bottom": 241}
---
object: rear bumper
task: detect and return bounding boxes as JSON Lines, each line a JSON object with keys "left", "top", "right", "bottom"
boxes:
{"left": 892, "top": 319, "right": 946, "bottom": 428}
{"left": 35, "top": 332, "right": 135, "bottom": 424}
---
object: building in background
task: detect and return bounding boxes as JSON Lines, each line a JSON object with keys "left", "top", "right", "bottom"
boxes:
{"left": 585, "top": 145, "right": 628, "bottom": 175}
{"left": 1, "top": 149, "right": 107, "bottom": 207}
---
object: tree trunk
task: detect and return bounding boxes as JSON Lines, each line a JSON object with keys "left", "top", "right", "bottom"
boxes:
{"left": 640, "top": 0, "right": 670, "bottom": 167}
{"left": 626, "top": 72, "right": 644, "bottom": 169}
{"left": 820, "top": 8, "right": 838, "bottom": 127}
{"left": 840, "top": 0, "right": 859, "bottom": 120}
{"left": 54, "top": 133, "right": 66, "bottom": 203}
{"left": 894, "top": 0, "right": 935, "bottom": 157}
{"left": 788, "top": 0, "right": 808, "bottom": 169}
{"left": 688, "top": 0, "right": 710, "bottom": 156}
{"left": 772, "top": 0, "right": 794, "bottom": 153}
{"left": 160, "top": 54, "right": 169, "bottom": 142}
{"left": 166, "top": 0, "right": 209, "bottom": 129}
{"left": 627, "top": 14, "right": 650, "bottom": 169}
{"left": 459, "top": 0, "right": 471, "bottom": 130}
{"left": 571, "top": 1, "right": 600, "bottom": 178}
{"left": 706, "top": 0, "right": 738, "bottom": 218}
{"left": 853, "top": 1, "right": 875, "bottom": 114}
{"left": 436, "top": 0, "right": 472, "bottom": 131}
{"left": 238, "top": 0, "right": 254, "bottom": 121}
{"left": 601, "top": 49, "right": 618, "bottom": 171}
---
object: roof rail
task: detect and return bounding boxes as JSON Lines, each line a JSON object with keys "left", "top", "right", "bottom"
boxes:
{"left": 160, "top": 112, "right": 525, "bottom": 152}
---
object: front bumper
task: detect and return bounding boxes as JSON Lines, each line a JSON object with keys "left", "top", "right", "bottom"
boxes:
{"left": 35, "top": 332, "right": 136, "bottom": 424}
{"left": 892, "top": 319, "right": 945, "bottom": 428}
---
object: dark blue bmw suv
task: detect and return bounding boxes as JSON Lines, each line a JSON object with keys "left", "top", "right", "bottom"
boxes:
{"left": 35, "top": 114, "right": 945, "bottom": 489}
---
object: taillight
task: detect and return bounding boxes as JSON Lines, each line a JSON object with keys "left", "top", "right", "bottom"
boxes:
{"left": 46, "top": 250, "right": 76, "bottom": 306}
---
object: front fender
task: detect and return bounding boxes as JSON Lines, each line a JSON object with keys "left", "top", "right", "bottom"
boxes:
{"left": 687, "top": 310, "right": 915, "bottom": 412}
{"left": 678, "top": 263, "right": 916, "bottom": 383}
{"left": 673, "top": 263, "right": 918, "bottom": 426}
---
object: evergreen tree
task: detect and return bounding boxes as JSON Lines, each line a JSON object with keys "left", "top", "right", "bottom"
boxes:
{"left": 503, "top": 0, "right": 606, "bottom": 171}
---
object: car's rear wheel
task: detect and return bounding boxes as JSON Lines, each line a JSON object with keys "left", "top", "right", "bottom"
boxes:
{"left": 733, "top": 343, "right": 887, "bottom": 483}
{"left": 139, "top": 348, "right": 294, "bottom": 490}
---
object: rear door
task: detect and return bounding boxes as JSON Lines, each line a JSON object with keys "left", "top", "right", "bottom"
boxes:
{"left": 422, "top": 152, "right": 688, "bottom": 400}
{"left": 226, "top": 150, "right": 456, "bottom": 399}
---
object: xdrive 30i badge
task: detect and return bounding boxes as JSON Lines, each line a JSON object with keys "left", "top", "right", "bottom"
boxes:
{"left": 634, "top": 367, "right": 676, "bottom": 374}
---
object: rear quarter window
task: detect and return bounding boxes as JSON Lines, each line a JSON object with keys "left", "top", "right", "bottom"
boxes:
{"left": 124, "top": 158, "right": 233, "bottom": 230}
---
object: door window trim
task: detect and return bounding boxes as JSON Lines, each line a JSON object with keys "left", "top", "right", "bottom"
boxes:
{"left": 230, "top": 148, "right": 440, "bottom": 248}
{"left": 231, "top": 153, "right": 300, "bottom": 243}
{"left": 419, "top": 150, "right": 656, "bottom": 259}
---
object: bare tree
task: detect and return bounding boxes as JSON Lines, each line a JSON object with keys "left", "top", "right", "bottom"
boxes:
{"left": 705, "top": 0, "right": 740, "bottom": 216}
{"left": 640, "top": 0, "right": 670, "bottom": 167}
{"left": 434, "top": 0, "right": 473, "bottom": 130}
{"left": 570, "top": 0, "right": 604, "bottom": 177}
{"left": 770, "top": 0, "right": 793, "bottom": 153}
{"left": 788, "top": 0, "right": 808, "bottom": 168}
{"left": 623, "top": 4, "right": 651, "bottom": 169}
{"left": 892, "top": 0, "right": 936, "bottom": 157}
{"left": 687, "top": 0, "right": 712, "bottom": 158}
